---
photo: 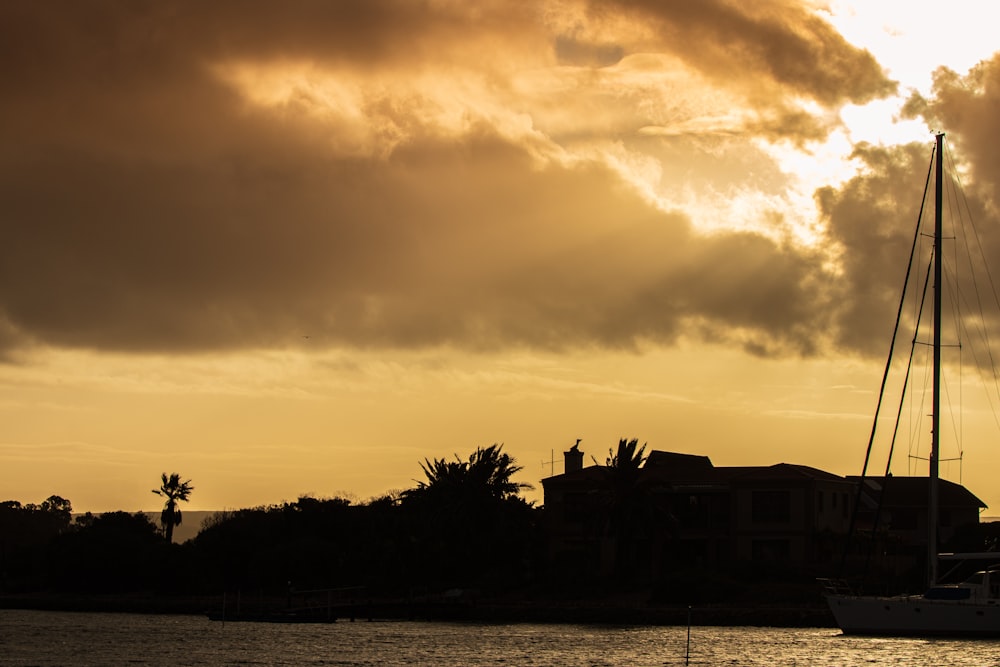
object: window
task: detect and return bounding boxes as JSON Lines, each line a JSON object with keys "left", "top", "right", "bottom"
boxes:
{"left": 752, "top": 490, "right": 791, "bottom": 523}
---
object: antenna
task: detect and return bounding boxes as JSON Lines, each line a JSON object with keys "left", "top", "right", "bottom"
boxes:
{"left": 541, "top": 449, "right": 557, "bottom": 476}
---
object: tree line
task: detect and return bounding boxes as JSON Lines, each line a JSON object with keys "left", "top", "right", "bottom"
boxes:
{"left": 0, "top": 443, "right": 549, "bottom": 599}
{"left": 8, "top": 434, "right": 986, "bottom": 622}
{"left": 7, "top": 438, "right": 893, "bottom": 606}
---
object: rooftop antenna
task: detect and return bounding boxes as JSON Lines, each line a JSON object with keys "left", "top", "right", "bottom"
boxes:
{"left": 541, "top": 449, "right": 557, "bottom": 477}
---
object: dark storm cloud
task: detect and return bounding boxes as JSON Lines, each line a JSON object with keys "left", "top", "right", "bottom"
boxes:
{"left": 0, "top": 1, "right": 898, "bottom": 357}
{"left": 0, "top": 123, "right": 830, "bottom": 355}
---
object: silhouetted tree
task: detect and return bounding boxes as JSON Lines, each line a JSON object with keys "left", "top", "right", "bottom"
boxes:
{"left": 603, "top": 438, "right": 648, "bottom": 471}
{"left": 412, "top": 443, "right": 532, "bottom": 502}
{"left": 51, "top": 511, "right": 162, "bottom": 592}
{"left": 39, "top": 495, "right": 73, "bottom": 531}
{"left": 0, "top": 495, "right": 73, "bottom": 544}
{"left": 404, "top": 444, "right": 536, "bottom": 589}
{"left": 467, "top": 444, "right": 534, "bottom": 499}
{"left": 152, "top": 472, "right": 194, "bottom": 544}
{"left": 597, "top": 438, "right": 654, "bottom": 580}
{"left": 0, "top": 496, "right": 75, "bottom": 591}
{"left": 192, "top": 495, "right": 361, "bottom": 593}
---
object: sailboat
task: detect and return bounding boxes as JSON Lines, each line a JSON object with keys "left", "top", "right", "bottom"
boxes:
{"left": 823, "top": 133, "right": 1000, "bottom": 637}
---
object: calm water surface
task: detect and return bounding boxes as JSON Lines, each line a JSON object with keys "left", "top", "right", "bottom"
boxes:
{"left": 3, "top": 609, "right": 1000, "bottom": 666}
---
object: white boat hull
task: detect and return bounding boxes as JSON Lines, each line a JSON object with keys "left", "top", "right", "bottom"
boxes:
{"left": 826, "top": 594, "right": 1000, "bottom": 637}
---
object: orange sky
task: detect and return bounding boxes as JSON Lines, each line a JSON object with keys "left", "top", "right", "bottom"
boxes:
{"left": 3, "top": 0, "right": 1000, "bottom": 514}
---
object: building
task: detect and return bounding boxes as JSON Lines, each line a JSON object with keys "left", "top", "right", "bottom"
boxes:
{"left": 541, "top": 445, "right": 986, "bottom": 582}
{"left": 844, "top": 475, "right": 987, "bottom": 580}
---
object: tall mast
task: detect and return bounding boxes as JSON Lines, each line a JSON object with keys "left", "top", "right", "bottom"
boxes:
{"left": 929, "top": 132, "right": 944, "bottom": 586}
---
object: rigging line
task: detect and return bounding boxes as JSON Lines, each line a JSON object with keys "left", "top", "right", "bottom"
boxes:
{"left": 911, "top": 163, "right": 974, "bottom": 475}
{"left": 940, "top": 259, "right": 967, "bottom": 463}
{"left": 950, "top": 270, "right": 1000, "bottom": 434}
{"left": 939, "top": 351, "right": 964, "bottom": 464}
{"left": 908, "top": 206, "right": 937, "bottom": 476}
{"left": 942, "top": 147, "right": 967, "bottom": 356}
{"left": 862, "top": 252, "right": 934, "bottom": 585}
{"left": 957, "top": 326, "right": 1000, "bottom": 434}
{"left": 910, "top": 256, "right": 935, "bottom": 475}
{"left": 944, "top": 142, "right": 1000, "bottom": 397}
{"left": 946, "top": 203, "right": 1000, "bottom": 428}
{"left": 839, "top": 143, "right": 936, "bottom": 579}
{"left": 943, "top": 152, "right": 969, "bottom": 468}
{"left": 908, "top": 217, "right": 931, "bottom": 475}
{"left": 942, "top": 145, "right": 1000, "bottom": 455}
{"left": 960, "top": 307, "right": 965, "bottom": 487}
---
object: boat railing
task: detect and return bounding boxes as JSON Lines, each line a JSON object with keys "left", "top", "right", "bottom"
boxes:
{"left": 817, "top": 578, "right": 856, "bottom": 596}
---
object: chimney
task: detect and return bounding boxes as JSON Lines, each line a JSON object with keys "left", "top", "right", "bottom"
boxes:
{"left": 564, "top": 439, "right": 583, "bottom": 474}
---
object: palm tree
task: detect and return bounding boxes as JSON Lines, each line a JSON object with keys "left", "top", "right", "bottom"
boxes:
{"left": 404, "top": 444, "right": 534, "bottom": 587}
{"left": 603, "top": 437, "right": 648, "bottom": 472}
{"left": 152, "top": 472, "right": 194, "bottom": 544}
{"left": 411, "top": 443, "right": 533, "bottom": 503}
{"left": 597, "top": 438, "right": 650, "bottom": 579}
{"left": 466, "top": 443, "right": 533, "bottom": 500}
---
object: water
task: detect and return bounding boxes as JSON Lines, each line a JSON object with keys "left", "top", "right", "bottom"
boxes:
{"left": 3, "top": 609, "right": 1000, "bottom": 666}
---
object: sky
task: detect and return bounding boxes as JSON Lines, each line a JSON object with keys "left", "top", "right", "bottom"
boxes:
{"left": 4, "top": 0, "right": 1000, "bottom": 514}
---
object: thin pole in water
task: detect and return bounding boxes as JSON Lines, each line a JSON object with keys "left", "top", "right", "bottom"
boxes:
{"left": 685, "top": 605, "right": 691, "bottom": 665}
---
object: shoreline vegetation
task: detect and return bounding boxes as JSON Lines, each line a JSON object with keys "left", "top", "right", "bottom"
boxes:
{"left": 0, "top": 591, "right": 835, "bottom": 627}
{"left": 8, "top": 445, "right": 938, "bottom": 631}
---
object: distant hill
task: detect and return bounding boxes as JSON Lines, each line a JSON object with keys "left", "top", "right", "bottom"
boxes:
{"left": 145, "top": 510, "right": 221, "bottom": 543}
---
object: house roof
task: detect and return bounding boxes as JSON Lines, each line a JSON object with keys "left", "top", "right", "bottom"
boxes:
{"left": 541, "top": 450, "right": 990, "bottom": 527}
{"left": 645, "top": 451, "right": 714, "bottom": 471}
{"left": 542, "top": 452, "right": 986, "bottom": 510}
{"left": 542, "top": 450, "right": 847, "bottom": 488}
{"left": 849, "top": 476, "right": 987, "bottom": 510}
{"left": 540, "top": 464, "right": 607, "bottom": 486}
{"left": 731, "top": 463, "right": 846, "bottom": 483}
